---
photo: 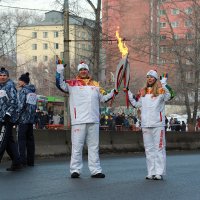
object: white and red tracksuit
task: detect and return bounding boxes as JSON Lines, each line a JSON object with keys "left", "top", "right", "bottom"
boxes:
{"left": 128, "top": 86, "right": 171, "bottom": 176}
{"left": 56, "top": 71, "right": 114, "bottom": 175}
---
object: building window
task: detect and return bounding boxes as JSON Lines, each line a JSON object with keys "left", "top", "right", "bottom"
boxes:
{"left": 159, "top": 10, "right": 166, "bottom": 16}
{"left": 172, "top": 58, "right": 179, "bottom": 64}
{"left": 171, "top": 9, "right": 179, "bottom": 15}
{"left": 186, "top": 59, "right": 192, "bottom": 65}
{"left": 77, "top": 43, "right": 81, "bottom": 50}
{"left": 32, "top": 56, "right": 37, "bottom": 62}
{"left": 185, "top": 20, "right": 192, "bottom": 27}
{"left": 185, "top": 46, "right": 194, "bottom": 52}
{"left": 88, "top": 44, "right": 92, "bottom": 51}
{"left": 174, "top": 34, "right": 179, "bottom": 40}
{"left": 32, "top": 32, "right": 37, "bottom": 38}
{"left": 32, "top": 44, "right": 37, "bottom": 50}
{"left": 54, "top": 31, "right": 59, "bottom": 38}
{"left": 160, "top": 46, "right": 168, "bottom": 53}
{"left": 160, "top": 35, "right": 166, "bottom": 40}
{"left": 81, "top": 32, "right": 86, "bottom": 39}
{"left": 43, "top": 43, "right": 48, "bottom": 50}
{"left": 43, "top": 32, "right": 48, "bottom": 38}
{"left": 54, "top": 43, "right": 59, "bottom": 49}
{"left": 185, "top": 32, "right": 193, "bottom": 40}
{"left": 171, "top": 21, "right": 179, "bottom": 28}
{"left": 43, "top": 56, "right": 48, "bottom": 62}
{"left": 160, "top": 22, "right": 166, "bottom": 28}
{"left": 159, "top": 59, "right": 166, "bottom": 64}
{"left": 185, "top": 7, "right": 193, "bottom": 15}
{"left": 82, "top": 44, "right": 86, "bottom": 50}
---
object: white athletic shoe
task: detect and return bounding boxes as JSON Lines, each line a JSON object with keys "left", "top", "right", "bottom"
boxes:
{"left": 145, "top": 175, "right": 155, "bottom": 180}
{"left": 153, "top": 175, "right": 163, "bottom": 180}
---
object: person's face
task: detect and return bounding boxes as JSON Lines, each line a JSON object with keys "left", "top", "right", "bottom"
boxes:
{"left": 0, "top": 74, "right": 9, "bottom": 84}
{"left": 18, "top": 80, "right": 26, "bottom": 88}
{"left": 78, "top": 68, "right": 89, "bottom": 78}
{"left": 146, "top": 75, "right": 157, "bottom": 86}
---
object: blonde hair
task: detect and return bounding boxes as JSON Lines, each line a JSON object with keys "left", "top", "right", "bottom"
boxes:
{"left": 140, "top": 81, "right": 160, "bottom": 97}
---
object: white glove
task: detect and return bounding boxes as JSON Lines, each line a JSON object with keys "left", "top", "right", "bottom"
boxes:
{"left": 56, "top": 64, "right": 64, "bottom": 73}
{"left": 160, "top": 73, "right": 168, "bottom": 85}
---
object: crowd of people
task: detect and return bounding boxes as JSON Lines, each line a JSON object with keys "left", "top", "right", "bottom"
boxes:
{"left": 34, "top": 110, "right": 64, "bottom": 129}
{"left": 100, "top": 113, "right": 140, "bottom": 131}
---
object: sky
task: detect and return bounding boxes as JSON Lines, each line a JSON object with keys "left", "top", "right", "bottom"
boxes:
{"left": 0, "top": 0, "right": 96, "bottom": 19}
{"left": 0, "top": 0, "right": 60, "bottom": 11}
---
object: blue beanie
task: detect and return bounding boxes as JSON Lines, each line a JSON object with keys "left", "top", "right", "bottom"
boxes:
{"left": 0, "top": 67, "right": 9, "bottom": 76}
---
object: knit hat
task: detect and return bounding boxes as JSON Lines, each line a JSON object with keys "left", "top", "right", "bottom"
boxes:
{"left": 0, "top": 67, "right": 9, "bottom": 76}
{"left": 19, "top": 72, "right": 30, "bottom": 84}
{"left": 77, "top": 62, "right": 89, "bottom": 71}
{"left": 146, "top": 70, "right": 158, "bottom": 79}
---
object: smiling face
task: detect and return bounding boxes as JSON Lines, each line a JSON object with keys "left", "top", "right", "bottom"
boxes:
{"left": 146, "top": 75, "right": 157, "bottom": 86}
{"left": 78, "top": 68, "right": 89, "bottom": 78}
{"left": 0, "top": 74, "right": 9, "bottom": 84}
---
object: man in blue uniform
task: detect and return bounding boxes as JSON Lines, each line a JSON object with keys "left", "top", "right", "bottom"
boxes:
{"left": 0, "top": 67, "right": 22, "bottom": 171}
{"left": 17, "top": 72, "right": 37, "bottom": 167}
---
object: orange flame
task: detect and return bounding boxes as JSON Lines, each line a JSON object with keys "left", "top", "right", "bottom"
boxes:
{"left": 116, "top": 30, "right": 128, "bottom": 57}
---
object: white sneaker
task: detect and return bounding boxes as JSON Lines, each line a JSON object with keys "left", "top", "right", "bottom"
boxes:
{"left": 153, "top": 175, "right": 163, "bottom": 180}
{"left": 145, "top": 175, "right": 155, "bottom": 180}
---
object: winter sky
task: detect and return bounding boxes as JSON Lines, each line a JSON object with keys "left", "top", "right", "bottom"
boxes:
{"left": 0, "top": 0, "right": 96, "bottom": 19}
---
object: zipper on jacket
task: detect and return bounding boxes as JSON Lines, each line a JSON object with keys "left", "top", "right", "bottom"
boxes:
{"left": 74, "top": 107, "right": 76, "bottom": 119}
{"left": 160, "top": 112, "right": 162, "bottom": 122}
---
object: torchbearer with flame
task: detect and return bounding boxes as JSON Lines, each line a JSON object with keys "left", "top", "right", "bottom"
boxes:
{"left": 110, "top": 31, "right": 130, "bottom": 108}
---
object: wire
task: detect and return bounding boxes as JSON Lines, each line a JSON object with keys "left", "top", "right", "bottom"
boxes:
{"left": 0, "top": 4, "right": 52, "bottom": 12}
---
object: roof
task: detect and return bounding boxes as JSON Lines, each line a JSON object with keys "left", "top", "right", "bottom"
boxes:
{"left": 19, "top": 10, "right": 95, "bottom": 28}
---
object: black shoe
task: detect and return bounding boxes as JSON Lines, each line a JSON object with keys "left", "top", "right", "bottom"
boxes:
{"left": 146, "top": 175, "right": 155, "bottom": 180}
{"left": 91, "top": 173, "right": 105, "bottom": 178}
{"left": 27, "top": 164, "right": 34, "bottom": 167}
{"left": 6, "top": 164, "right": 23, "bottom": 171}
{"left": 71, "top": 172, "right": 80, "bottom": 178}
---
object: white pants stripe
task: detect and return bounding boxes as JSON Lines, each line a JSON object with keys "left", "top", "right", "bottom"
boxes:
{"left": 70, "top": 123, "right": 102, "bottom": 175}
{"left": 142, "top": 127, "right": 166, "bottom": 176}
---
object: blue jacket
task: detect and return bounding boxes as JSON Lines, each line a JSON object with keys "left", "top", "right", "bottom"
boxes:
{"left": 17, "top": 84, "right": 37, "bottom": 124}
{"left": 0, "top": 79, "right": 18, "bottom": 123}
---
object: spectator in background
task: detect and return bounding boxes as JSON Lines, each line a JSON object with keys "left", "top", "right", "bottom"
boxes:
{"left": 196, "top": 116, "right": 200, "bottom": 131}
{"left": 181, "top": 121, "right": 186, "bottom": 132}
{"left": 165, "top": 116, "right": 168, "bottom": 131}
{"left": 17, "top": 72, "right": 37, "bottom": 167}
{"left": 53, "top": 113, "right": 60, "bottom": 125}
{"left": 100, "top": 114, "right": 106, "bottom": 128}
{"left": 169, "top": 117, "right": 174, "bottom": 131}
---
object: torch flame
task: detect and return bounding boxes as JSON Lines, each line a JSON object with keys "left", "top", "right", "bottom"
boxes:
{"left": 116, "top": 30, "right": 128, "bottom": 57}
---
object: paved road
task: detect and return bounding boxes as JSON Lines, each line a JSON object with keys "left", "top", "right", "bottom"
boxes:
{"left": 0, "top": 152, "right": 200, "bottom": 200}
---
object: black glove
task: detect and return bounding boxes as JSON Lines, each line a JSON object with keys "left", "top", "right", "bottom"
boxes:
{"left": 3, "top": 114, "right": 11, "bottom": 123}
{"left": 123, "top": 87, "right": 129, "bottom": 92}
{"left": 114, "top": 89, "right": 119, "bottom": 95}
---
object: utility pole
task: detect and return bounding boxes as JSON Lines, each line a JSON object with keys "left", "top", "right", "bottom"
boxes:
{"left": 63, "top": 0, "right": 70, "bottom": 129}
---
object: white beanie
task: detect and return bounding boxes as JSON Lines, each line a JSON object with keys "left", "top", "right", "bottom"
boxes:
{"left": 77, "top": 62, "right": 89, "bottom": 71}
{"left": 146, "top": 70, "right": 158, "bottom": 79}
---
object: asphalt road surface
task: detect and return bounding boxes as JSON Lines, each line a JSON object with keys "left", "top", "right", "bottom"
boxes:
{"left": 0, "top": 152, "right": 200, "bottom": 200}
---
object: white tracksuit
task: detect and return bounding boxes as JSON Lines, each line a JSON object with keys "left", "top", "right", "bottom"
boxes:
{"left": 128, "top": 85, "right": 171, "bottom": 176}
{"left": 56, "top": 70, "right": 114, "bottom": 175}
